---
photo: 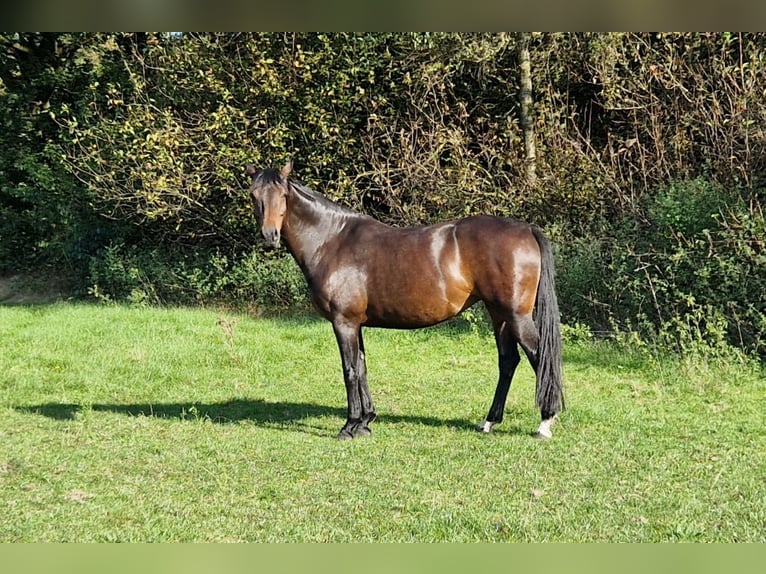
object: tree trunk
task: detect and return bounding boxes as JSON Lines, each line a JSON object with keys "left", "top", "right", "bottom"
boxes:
{"left": 517, "top": 32, "right": 537, "bottom": 185}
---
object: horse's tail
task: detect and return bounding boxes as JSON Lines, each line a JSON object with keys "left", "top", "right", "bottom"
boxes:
{"left": 531, "top": 226, "right": 565, "bottom": 416}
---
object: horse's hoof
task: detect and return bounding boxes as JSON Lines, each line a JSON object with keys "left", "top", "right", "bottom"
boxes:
{"left": 533, "top": 417, "right": 555, "bottom": 440}
{"left": 352, "top": 425, "right": 372, "bottom": 438}
{"left": 337, "top": 428, "right": 354, "bottom": 440}
{"left": 476, "top": 420, "right": 494, "bottom": 433}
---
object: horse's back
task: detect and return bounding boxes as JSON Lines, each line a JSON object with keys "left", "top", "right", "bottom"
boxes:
{"left": 454, "top": 214, "right": 537, "bottom": 243}
{"left": 321, "top": 215, "right": 541, "bottom": 327}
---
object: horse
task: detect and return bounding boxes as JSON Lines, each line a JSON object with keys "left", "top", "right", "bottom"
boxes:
{"left": 246, "top": 160, "right": 564, "bottom": 440}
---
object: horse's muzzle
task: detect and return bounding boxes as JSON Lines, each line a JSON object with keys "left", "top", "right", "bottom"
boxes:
{"left": 262, "top": 227, "right": 281, "bottom": 249}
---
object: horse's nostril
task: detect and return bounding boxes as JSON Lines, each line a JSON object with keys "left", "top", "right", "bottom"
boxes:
{"left": 262, "top": 228, "right": 280, "bottom": 247}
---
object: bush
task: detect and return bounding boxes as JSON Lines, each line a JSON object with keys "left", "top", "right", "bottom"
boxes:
{"left": 555, "top": 233, "right": 614, "bottom": 332}
{"left": 224, "top": 251, "right": 310, "bottom": 310}
{"left": 87, "top": 241, "right": 310, "bottom": 310}
{"left": 558, "top": 179, "right": 766, "bottom": 356}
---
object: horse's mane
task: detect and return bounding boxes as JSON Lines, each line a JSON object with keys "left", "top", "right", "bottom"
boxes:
{"left": 254, "top": 167, "right": 364, "bottom": 219}
{"left": 288, "top": 180, "right": 362, "bottom": 218}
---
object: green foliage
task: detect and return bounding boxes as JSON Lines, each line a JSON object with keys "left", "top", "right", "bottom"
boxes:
{"left": 220, "top": 250, "right": 310, "bottom": 310}
{"left": 0, "top": 33, "right": 125, "bottom": 275}
{"left": 557, "top": 179, "right": 766, "bottom": 355}
{"left": 88, "top": 242, "right": 168, "bottom": 305}
{"left": 88, "top": 241, "right": 309, "bottom": 310}
{"left": 2, "top": 33, "right": 766, "bottom": 355}
{"left": 560, "top": 322, "right": 594, "bottom": 345}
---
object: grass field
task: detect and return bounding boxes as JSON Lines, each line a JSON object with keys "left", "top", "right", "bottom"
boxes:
{"left": 1, "top": 303, "right": 764, "bottom": 542}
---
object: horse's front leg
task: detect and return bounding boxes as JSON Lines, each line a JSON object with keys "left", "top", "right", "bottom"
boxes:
{"left": 332, "top": 319, "right": 374, "bottom": 439}
{"left": 355, "top": 329, "right": 376, "bottom": 436}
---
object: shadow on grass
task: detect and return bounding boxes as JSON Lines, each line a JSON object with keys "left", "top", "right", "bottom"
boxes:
{"left": 14, "top": 399, "right": 490, "bottom": 434}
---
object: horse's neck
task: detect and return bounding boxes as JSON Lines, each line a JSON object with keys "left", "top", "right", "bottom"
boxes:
{"left": 282, "top": 185, "right": 348, "bottom": 270}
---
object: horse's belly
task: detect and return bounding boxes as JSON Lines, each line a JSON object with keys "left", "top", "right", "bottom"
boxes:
{"left": 363, "top": 283, "right": 473, "bottom": 329}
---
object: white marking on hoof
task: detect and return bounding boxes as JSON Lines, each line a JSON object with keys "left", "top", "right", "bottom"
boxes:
{"left": 534, "top": 418, "right": 554, "bottom": 439}
{"left": 477, "top": 420, "right": 495, "bottom": 433}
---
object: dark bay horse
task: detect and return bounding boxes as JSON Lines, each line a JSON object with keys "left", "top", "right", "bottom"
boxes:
{"left": 246, "top": 161, "right": 564, "bottom": 440}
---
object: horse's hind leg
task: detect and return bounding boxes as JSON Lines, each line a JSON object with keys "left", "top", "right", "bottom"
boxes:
{"left": 477, "top": 312, "right": 521, "bottom": 433}
{"left": 513, "top": 313, "right": 557, "bottom": 439}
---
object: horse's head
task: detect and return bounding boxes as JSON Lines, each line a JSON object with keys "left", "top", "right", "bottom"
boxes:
{"left": 246, "top": 160, "right": 292, "bottom": 248}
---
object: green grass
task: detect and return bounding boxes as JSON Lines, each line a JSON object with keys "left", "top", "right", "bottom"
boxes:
{"left": 1, "top": 303, "right": 765, "bottom": 542}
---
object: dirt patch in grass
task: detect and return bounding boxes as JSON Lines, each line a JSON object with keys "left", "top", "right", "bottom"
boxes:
{"left": 0, "top": 274, "right": 72, "bottom": 305}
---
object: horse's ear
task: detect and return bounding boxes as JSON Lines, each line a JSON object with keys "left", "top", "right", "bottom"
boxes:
{"left": 280, "top": 159, "right": 293, "bottom": 180}
{"left": 245, "top": 163, "right": 257, "bottom": 177}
